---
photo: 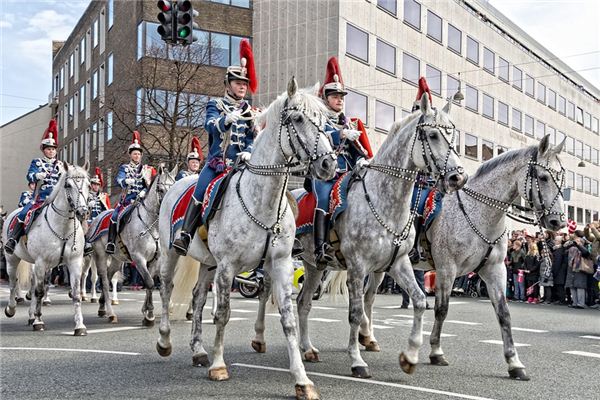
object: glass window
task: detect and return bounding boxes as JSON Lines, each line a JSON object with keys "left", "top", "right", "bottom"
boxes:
{"left": 592, "top": 117, "right": 599, "bottom": 134}
{"left": 108, "top": 0, "right": 114, "bottom": 28}
{"left": 498, "top": 101, "right": 508, "bottom": 125}
{"left": 524, "top": 115, "right": 534, "bottom": 136}
{"left": 566, "top": 171, "right": 574, "bottom": 188}
{"left": 60, "top": 67, "right": 64, "bottom": 89}
{"left": 106, "top": 112, "right": 113, "bottom": 141}
{"left": 584, "top": 112, "right": 591, "bottom": 129}
{"left": 69, "top": 53, "right": 74, "bottom": 77}
{"left": 576, "top": 175, "right": 583, "bottom": 192}
{"left": 80, "top": 37, "right": 85, "bottom": 64}
{"left": 69, "top": 97, "right": 74, "bottom": 121}
{"left": 575, "top": 140, "right": 583, "bottom": 158}
{"left": 93, "top": 18, "right": 99, "bottom": 48}
{"left": 592, "top": 179, "right": 599, "bottom": 197}
{"left": 447, "top": 75, "right": 459, "bottom": 101}
{"left": 498, "top": 57, "right": 509, "bottom": 82}
{"left": 466, "top": 36, "right": 479, "bottom": 64}
{"left": 556, "top": 130, "right": 565, "bottom": 145}
{"left": 584, "top": 177, "right": 591, "bottom": 194}
{"left": 547, "top": 89, "right": 556, "bottom": 109}
{"left": 427, "top": 10, "right": 442, "bottom": 42}
{"left": 512, "top": 66, "right": 522, "bottom": 90}
{"left": 567, "top": 101, "right": 575, "bottom": 120}
{"left": 403, "top": 0, "right": 421, "bottom": 30}
{"left": 346, "top": 89, "right": 368, "bottom": 125}
{"left": 231, "top": 0, "right": 251, "bottom": 7}
{"left": 448, "top": 24, "right": 461, "bottom": 54}
{"left": 497, "top": 146, "right": 507, "bottom": 156}
{"left": 536, "top": 82, "right": 546, "bottom": 103}
{"left": 211, "top": 33, "right": 230, "bottom": 67}
{"left": 455, "top": 130, "right": 461, "bottom": 154}
{"left": 465, "top": 85, "right": 478, "bottom": 112}
{"left": 107, "top": 53, "right": 113, "bottom": 85}
{"left": 79, "top": 85, "right": 85, "bottom": 112}
{"left": 402, "top": 53, "right": 420, "bottom": 85}
{"left": 425, "top": 65, "right": 441, "bottom": 96}
{"left": 378, "top": 0, "right": 397, "bottom": 15}
{"left": 591, "top": 148, "right": 598, "bottom": 165}
{"left": 376, "top": 39, "right": 396, "bottom": 74}
{"left": 576, "top": 106, "right": 584, "bottom": 125}
{"left": 535, "top": 120, "right": 545, "bottom": 140}
{"left": 482, "top": 140, "right": 493, "bottom": 161}
{"left": 512, "top": 108, "right": 522, "bottom": 131}
{"left": 525, "top": 74, "right": 534, "bottom": 96}
{"left": 568, "top": 205, "right": 575, "bottom": 221}
{"left": 465, "top": 133, "right": 478, "bottom": 159}
{"left": 137, "top": 22, "right": 143, "bottom": 60}
{"left": 482, "top": 93, "right": 494, "bottom": 119}
{"left": 483, "top": 48, "right": 494, "bottom": 74}
{"left": 558, "top": 95, "right": 566, "bottom": 115}
{"left": 136, "top": 88, "right": 144, "bottom": 125}
{"left": 547, "top": 126, "right": 556, "bottom": 144}
{"left": 92, "top": 69, "right": 98, "bottom": 99}
{"left": 582, "top": 143, "right": 591, "bottom": 161}
{"left": 566, "top": 136, "right": 574, "bottom": 154}
{"left": 346, "top": 24, "right": 369, "bottom": 62}
{"left": 375, "top": 100, "right": 395, "bottom": 132}
{"left": 230, "top": 36, "right": 243, "bottom": 66}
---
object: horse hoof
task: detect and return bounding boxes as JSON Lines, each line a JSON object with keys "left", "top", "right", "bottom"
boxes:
{"left": 108, "top": 315, "right": 118, "bottom": 324}
{"left": 74, "top": 328, "right": 87, "bottom": 336}
{"left": 111, "top": 300, "right": 118, "bottom": 305}
{"left": 42, "top": 300, "right": 51, "bottom": 306}
{"left": 430, "top": 354, "right": 449, "bottom": 366}
{"left": 185, "top": 312, "right": 193, "bottom": 321}
{"left": 251, "top": 340, "right": 266, "bottom": 353}
{"left": 351, "top": 366, "right": 372, "bottom": 379}
{"left": 142, "top": 318, "right": 155, "bottom": 327}
{"left": 68, "top": 291, "right": 73, "bottom": 299}
{"left": 33, "top": 323, "right": 45, "bottom": 332}
{"left": 91, "top": 298, "right": 98, "bottom": 304}
{"left": 508, "top": 368, "right": 530, "bottom": 381}
{"left": 303, "top": 350, "right": 320, "bottom": 363}
{"left": 295, "top": 383, "right": 321, "bottom": 400}
{"left": 98, "top": 310, "right": 106, "bottom": 317}
{"left": 4, "top": 306, "right": 16, "bottom": 318}
{"left": 192, "top": 353, "right": 209, "bottom": 367}
{"left": 208, "top": 366, "right": 229, "bottom": 381}
{"left": 15, "top": 297, "right": 24, "bottom": 304}
{"left": 358, "top": 334, "right": 381, "bottom": 352}
{"left": 25, "top": 293, "right": 32, "bottom": 301}
{"left": 156, "top": 342, "right": 172, "bottom": 357}
{"left": 399, "top": 352, "right": 417, "bottom": 375}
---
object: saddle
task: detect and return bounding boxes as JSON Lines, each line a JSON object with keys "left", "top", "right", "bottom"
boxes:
{"left": 409, "top": 185, "right": 444, "bottom": 269}
{"left": 9, "top": 203, "right": 45, "bottom": 236}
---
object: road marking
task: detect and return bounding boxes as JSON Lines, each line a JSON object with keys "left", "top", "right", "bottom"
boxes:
{"left": 449, "top": 301, "right": 467, "bottom": 305}
{"left": 445, "top": 320, "right": 482, "bottom": 326}
{"left": 580, "top": 335, "right": 600, "bottom": 340}
{"left": 230, "top": 309, "right": 256, "bottom": 313}
{"left": 240, "top": 300, "right": 258, "bottom": 304}
{"left": 380, "top": 305, "right": 403, "bottom": 309}
{"left": 372, "top": 324, "right": 394, "bottom": 330}
{"left": 512, "top": 327, "right": 548, "bottom": 333}
{"left": 309, "top": 318, "right": 340, "bottom": 323}
{"left": 312, "top": 306, "right": 335, "bottom": 310}
{"left": 423, "top": 332, "right": 456, "bottom": 338}
{"left": 562, "top": 350, "right": 600, "bottom": 359}
{"left": 266, "top": 313, "right": 280, "bottom": 317}
{"left": 480, "top": 340, "right": 530, "bottom": 347}
{"left": 0, "top": 347, "right": 139, "bottom": 356}
{"left": 479, "top": 300, "right": 492, "bottom": 303}
{"left": 391, "top": 315, "right": 414, "bottom": 319}
{"left": 184, "top": 317, "right": 249, "bottom": 324}
{"left": 60, "top": 326, "right": 143, "bottom": 335}
{"left": 232, "top": 363, "right": 498, "bottom": 400}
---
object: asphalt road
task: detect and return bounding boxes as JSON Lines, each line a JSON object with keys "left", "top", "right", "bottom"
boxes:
{"left": 1, "top": 284, "right": 598, "bottom": 400}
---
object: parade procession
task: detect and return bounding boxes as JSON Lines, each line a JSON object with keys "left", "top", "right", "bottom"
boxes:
{"left": 1, "top": 1, "right": 599, "bottom": 400}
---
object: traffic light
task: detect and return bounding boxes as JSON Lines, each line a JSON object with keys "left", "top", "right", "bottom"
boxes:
{"left": 157, "top": 1, "right": 175, "bottom": 43}
{"left": 176, "top": 0, "right": 199, "bottom": 45}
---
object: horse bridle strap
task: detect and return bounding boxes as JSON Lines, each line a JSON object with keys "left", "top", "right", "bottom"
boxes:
{"left": 524, "top": 151, "right": 565, "bottom": 221}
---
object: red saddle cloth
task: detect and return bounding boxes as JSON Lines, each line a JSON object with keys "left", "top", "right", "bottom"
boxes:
{"left": 86, "top": 210, "right": 113, "bottom": 242}
{"left": 295, "top": 192, "right": 317, "bottom": 235}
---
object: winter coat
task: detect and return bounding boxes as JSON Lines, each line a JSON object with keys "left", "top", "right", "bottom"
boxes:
{"left": 524, "top": 254, "right": 540, "bottom": 283}
{"left": 551, "top": 245, "right": 569, "bottom": 285}
{"left": 564, "top": 241, "right": 591, "bottom": 289}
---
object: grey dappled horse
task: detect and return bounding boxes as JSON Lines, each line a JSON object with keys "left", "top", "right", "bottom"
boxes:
{"left": 157, "top": 78, "right": 337, "bottom": 400}
{"left": 87, "top": 165, "right": 176, "bottom": 324}
{"left": 3, "top": 162, "right": 90, "bottom": 335}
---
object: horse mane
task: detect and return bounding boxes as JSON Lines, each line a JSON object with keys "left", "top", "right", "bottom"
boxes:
{"left": 43, "top": 163, "right": 89, "bottom": 206}
{"left": 471, "top": 146, "right": 536, "bottom": 180}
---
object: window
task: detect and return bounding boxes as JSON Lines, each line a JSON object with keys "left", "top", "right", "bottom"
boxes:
{"left": 92, "top": 70, "right": 98, "bottom": 99}
{"left": 525, "top": 74, "right": 534, "bottom": 97}
{"left": 483, "top": 48, "right": 494, "bottom": 74}
{"left": 593, "top": 117, "right": 599, "bottom": 134}
{"left": 576, "top": 106, "right": 584, "bottom": 125}
{"left": 566, "top": 171, "right": 575, "bottom": 188}
{"left": 547, "top": 126, "right": 556, "bottom": 144}
{"left": 346, "top": 89, "right": 368, "bottom": 125}
{"left": 211, "top": 0, "right": 250, "bottom": 6}
{"left": 375, "top": 100, "right": 395, "bottom": 132}
{"left": 498, "top": 57, "right": 509, "bottom": 82}
{"left": 576, "top": 174, "right": 583, "bottom": 192}
{"left": 482, "top": 93, "right": 494, "bottom": 119}
{"left": 512, "top": 66, "right": 522, "bottom": 90}
{"left": 512, "top": 108, "right": 522, "bottom": 131}
{"left": 91, "top": 122, "right": 98, "bottom": 150}
{"left": 558, "top": 95, "right": 566, "bottom": 115}
{"left": 566, "top": 136, "right": 574, "bottom": 154}
{"left": 498, "top": 101, "right": 508, "bottom": 125}
{"left": 106, "top": 112, "right": 113, "bottom": 141}
{"left": 80, "top": 37, "right": 85, "bottom": 65}
{"left": 567, "top": 205, "right": 575, "bottom": 221}
{"left": 575, "top": 140, "right": 583, "bottom": 158}
{"left": 54, "top": 74, "right": 59, "bottom": 95}
{"left": 230, "top": 36, "right": 243, "bottom": 66}
{"left": 402, "top": 53, "right": 420, "bottom": 85}
{"left": 482, "top": 140, "right": 493, "bottom": 161}
{"left": 524, "top": 115, "right": 534, "bottom": 137}
{"left": 584, "top": 112, "right": 592, "bottom": 130}
{"left": 567, "top": 101, "right": 575, "bottom": 120}
{"left": 425, "top": 65, "right": 441, "bottom": 96}
{"left": 137, "top": 22, "right": 143, "bottom": 60}
{"left": 466, "top": 36, "right": 479, "bottom": 64}
{"left": 376, "top": 39, "right": 396, "bottom": 74}
{"left": 107, "top": 53, "right": 113, "bottom": 85}
{"left": 427, "top": 10, "right": 442, "bottom": 42}
{"left": 584, "top": 177, "right": 591, "bottom": 194}
{"left": 68, "top": 97, "right": 74, "bottom": 121}
{"left": 378, "top": 0, "right": 397, "bottom": 15}
{"left": 69, "top": 53, "right": 74, "bottom": 77}
{"left": 211, "top": 32, "right": 230, "bottom": 67}
{"left": 547, "top": 89, "right": 556, "bottom": 109}
{"left": 497, "top": 146, "right": 507, "bottom": 156}
{"left": 465, "top": 85, "right": 478, "bottom": 112}
{"left": 556, "top": 130, "right": 565, "bottom": 145}
{"left": 455, "top": 130, "right": 461, "bottom": 154}
{"left": 591, "top": 148, "right": 599, "bottom": 165}
{"left": 403, "top": 0, "right": 421, "bottom": 30}
{"left": 108, "top": 0, "right": 114, "bottom": 28}
{"left": 346, "top": 24, "right": 369, "bottom": 62}
{"left": 536, "top": 82, "right": 546, "bottom": 103}
{"left": 465, "top": 133, "right": 478, "bottom": 160}
{"left": 93, "top": 18, "right": 99, "bottom": 48}
{"left": 98, "top": 119, "right": 104, "bottom": 161}
{"left": 79, "top": 85, "right": 85, "bottom": 112}
{"left": 448, "top": 24, "right": 461, "bottom": 54}
{"left": 447, "top": 75, "right": 459, "bottom": 101}
{"left": 583, "top": 143, "right": 591, "bottom": 161}
{"left": 60, "top": 67, "right": 64, "bottom": 89}
{"left": 535, "top": 120, "right": 545, "bottom": 140}
{"left": 593, "top": 179, "right": 599, "bottom": 197}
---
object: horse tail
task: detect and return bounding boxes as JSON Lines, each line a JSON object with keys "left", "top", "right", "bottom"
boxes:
{"left": 325, "top": 270, "right": 348, "bottom": 303}
{"left": 16, "top": 261, "right": 32, "bottom": 292}
{"left": 170, "top": 256, "right": 201, "bottom": 321}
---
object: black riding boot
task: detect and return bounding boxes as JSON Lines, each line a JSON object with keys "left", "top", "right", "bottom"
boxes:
{"left": 292, "top": 238, "right": 304, "bottom": 257}
{"left": 84, "top": 242, "right": 94, "bottom": 257}
{"left": 173, "top": 198, "right": 203, "bottom": 256}
{"left": 4, "top": 220, "right": 25, "bottom": 255}
{"left": 314, "top": 208, "right": 334, "bottom": 269}
{"left": 408, "top": 219, "right": 423, "bottom": 264}
{"left": 105, "top": 220, "right": 118, "bottom": 254}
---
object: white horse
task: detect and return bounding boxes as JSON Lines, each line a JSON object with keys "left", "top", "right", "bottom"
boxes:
{"left": 158, "top": 78, "right": 337, "bottom": 400}
{"left": 87, "top": 165, "right": 177, "bottom": 324}
{"left": 3, "top": 162, "right": 90, "bottom": 335}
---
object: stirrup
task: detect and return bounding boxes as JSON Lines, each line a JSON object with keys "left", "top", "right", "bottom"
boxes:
{"left": 4, "top": 238, "right": 17, "bottom": 255}
{"left": 105, "top": 242, "right": 116, "bottom": 255}
{"left": 173, "top": 232, "right": 191, "bottom": 256}
{"left": 315, "top": 244, "right": 334, "bottom": 269}
{"left": 292, "top": 238, "right": 304, "bottom": 258}
{"left": 84, "top": 243, "right": 94, "bottom": 257}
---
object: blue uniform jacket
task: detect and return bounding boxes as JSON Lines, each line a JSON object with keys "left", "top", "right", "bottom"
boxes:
{"left": 175, "top": 170, "right": 197, "bottom": 181}
{"left": 324, "top": 113, "right": 364, "bottom": 174}
{"left": 17, "top": 157, "right": 63, "bottom": 221}
{"left": 18, "top": 191, "right": 33, "bottom": 208}
{"left": 115, "top": 162, "right": 149, "bottom": 207}
{"left": 88, "top": 191, "right": 110, "bottom": 222}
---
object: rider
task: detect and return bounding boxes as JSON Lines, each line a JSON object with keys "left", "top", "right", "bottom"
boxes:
{"left": 83, "top": 167, "right": 111, "bottom": 256}
{"left": 313, "top": 57, "right": 373, "bottom": 266}
{"left": 5, "top": 119, "right": 63, "bottom": 255}
{"left": 105, "top": 131, "right": 152, "bottom": 254}
{"left": 172, "top": 39, "right": 259, "bottom": 256}
{"left": 176, "top": 136, "right": 203, "bottom": 181}
{"left": 18, "top": 182, "right": 36, "bottom": 208}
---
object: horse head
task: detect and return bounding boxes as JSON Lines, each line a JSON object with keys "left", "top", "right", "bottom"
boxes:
{"left": 60, "top": 161, "right": 91, "bottom": 221}
{"left": 147, "top": 164, "right": 178, "bottom": 207}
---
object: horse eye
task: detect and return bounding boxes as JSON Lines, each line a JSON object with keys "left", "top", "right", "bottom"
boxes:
{"left": 293, "top": 114, "right": 303, "bottom": 123}
{"left": 428, "top": 131, "right": 438, "bottom": 140}
{"left": 540, "top": 176, "right": 549, "bottom": 182}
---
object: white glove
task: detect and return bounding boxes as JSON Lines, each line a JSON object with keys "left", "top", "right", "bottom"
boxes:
{"left": 138, "top": 190, "right": 146, "bottom": 199}
{"left": 225, "top": 109, "right": 242, "bottom": 125}
{"left": 356, "top": 158, "right": 370, "bottom": 168}
{"left": 342, "top": 129, "right": 361, "bottom": 141}
{"left": 124, "top": 178, "right": 135, "bottom": 185}
{"left": 35, "top": 172, "right": 47, "bottom": 181}
{"left": 239, "top": 151, "right": 251, "bottom": 162}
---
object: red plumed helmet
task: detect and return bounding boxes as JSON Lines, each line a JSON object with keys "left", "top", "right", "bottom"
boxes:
{"left": 91, "top": 167, "right": 104, "bottom": 188}
{"left": 128, "top": 131, "right": 143, "bottom": 153}
{"left": 187, "top": 136, "right": 203, "bottom": 161}
{"left": 415, "top": 77, "right": 433, "bottom": 103}
{"left": 240, "top": 39, "right": 258, "bottom": 93}
{"left": 40, "top": 119, "right": 58, "bottom": 149}
{"left": 319, "top": 57, "right": 347, "bottom": 98}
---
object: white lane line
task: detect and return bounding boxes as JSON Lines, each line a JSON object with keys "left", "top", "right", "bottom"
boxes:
{"left": 232, "top": 363, "right": 497, "bottom": 400}
{"left": 372, "top": 324, "right": 394, "bottom": 330}
{"left": 449, "top": 301, "right": 467, "bottom": 305}
{"left": 391, "top": 315, "right": 414, "bottom": 319}
{"left": 380, "top": 305, "right": 404, "bottom": 309}
{"left": 266, "top": 313, "right": 280, "bottom": 317}
{"left": 563, "top": 350, "right": 600, "bottom": 359}
{"left": 580, "top": 335, "right": 600, "bottom": 340}
{"left": 479, "top": 300, "right": 492, "bottom": 303}
{"left": 0, "top": 347, "right": 139, "bottom": 356}
{"left": 312, "top": 306, "right": 335, "bottom": 310}
{"left": 512, "top": 327, "right": 548, "bottom": 333}
{"left": 424, "top": 332, "right": 456, "bottom": 338}
{"left": 230, "top": 309, "right": 256, "bottom": 313}
{"left": 480, "top": 340, "right": 530, "bottom": 347}
{"left": 446, "top": 320, "right": 482, "bottom": 326}
{"left": 309, "top": 318, "right": 340, "bottom": 323}
{"left": 60, "top": 326, "right": 143, "bottom": 335}
{"left": 240, "top": 300, "right": 258, "bottom": 304}
{"left": 184, "top": 317, "right": 249, "bottom": 324}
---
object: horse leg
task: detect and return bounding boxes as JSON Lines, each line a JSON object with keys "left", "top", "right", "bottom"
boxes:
{"left": 95, "top": 251, "right": 115, "bottom": 321}
{"left": 360, "top": 272, "right": 385, "bottom": 352}
{"left": 429, "top": 269, "right": 455, "bottom": 366}
{"left": 346, "top": 263, "right": 371, "bottom": 379}
{"left": 111, "top": 265, "right": 120, "bottom": 305}
{"left": 296, "top": 262, "right": 324, "bottom": 361}
{"left": 251, "top": 272, "right": 271, "bottom": 354}
{"left": 133, "top": 256, "right": 155, "bottom": 327}
{"left": 387, "top": 255, "right": 427, "bottom": 375}
{"left": 157, "top": 251, "right": 179, "bottom": 357}
{"left": 190, "top": 264, "right": 214, "bottom": 367}
{"left": 479, "top": 264, "right": 529, "bottom": 381}
{"left": 90, "top": 259, "right": 99, "bottom": 302}
{"left": 271, "top": 257, "right": 318, "bottom": 399}
{"left": 68, "top": 259, "right": 87, "bottom": 336}
{"left": 4, "top": 255, "right": 20, "bottom": 318}
{"left": 208, "top": 264, "right": 234, "bottom": 381}
{"left": 81, "top": 257, "right": 90, "bottom": 301}
{"left": 31, "top": 264, "right": 47, "bottom": 331}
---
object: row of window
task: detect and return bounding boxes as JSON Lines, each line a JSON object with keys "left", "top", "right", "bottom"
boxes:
{"left": 567, "top": 206, "right": 599, "bottom": 226}
{"left": 209, "top": 0, "right": 250, "bottom": 8}
{"left": 59, "top": 112, "right": 113, "bottom": 166}
{"left": 565, "top": 170, "right": 600, "bottom": 197}
{"left": 136, "top": 88, "right": 210, "bottom": 128}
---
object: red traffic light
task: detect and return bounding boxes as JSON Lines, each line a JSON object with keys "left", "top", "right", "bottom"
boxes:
{"left": 157, "top": 0, "right": 172, "bottom": 12}
{"left": 178, "top": 1, "right": 192, "bottom": 12}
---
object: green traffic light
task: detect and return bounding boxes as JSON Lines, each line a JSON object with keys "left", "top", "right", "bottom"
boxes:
{"left": 178, "top": 27, "right": 191, "bottom": 38}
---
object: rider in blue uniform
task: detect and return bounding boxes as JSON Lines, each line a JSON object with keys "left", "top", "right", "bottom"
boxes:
{"left": 175, "top": 136, "right": 203, "bottom": 181}
{"left": 18, "top": 183, "right": 35, "bottom": 208}
{"left": 105, "top": 131, "right": 153, "bottom": 254}
{"left": 313, "top": 57, "right": 373, "bottom": 266}
{"left": 173, "top": 39, "right": 259, "bottom": 256}
{"left": 5, "top": 119, "right": 63, "bottom": 255}
{"left": 83, "top": 167, "right": 111, "bottom": 256}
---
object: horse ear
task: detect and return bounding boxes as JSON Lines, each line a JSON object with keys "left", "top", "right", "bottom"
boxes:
{"left": 169, "top": 164, "right": 178, "bottom": 177}
{"left": 82, "top": 160, "right": 90, "bottom": 172}
{"left": 442, "top": 97, "right": 452, "bottom": 114}
{"left": 420, "top": 92, "right": 432, "bottom": 115}
{"left": 538, "top": 134, "right": 551, "bottom": 156}
{"left": 63, "top": 161, "right": 70, "bottom": 172}
{"left": 554, "top": 136, "right": 566, "bottom": 154}
{"left": 287, "top": 76, "right": 298, "bottom": 98}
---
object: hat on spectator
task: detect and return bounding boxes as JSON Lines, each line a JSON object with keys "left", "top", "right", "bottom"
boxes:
{"left": 567, "top": 219, "right": 577, "bottom": 234}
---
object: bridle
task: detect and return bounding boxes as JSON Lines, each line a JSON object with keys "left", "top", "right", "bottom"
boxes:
{"left": 523, "top": 150, "right": 566, "bottom": 223}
